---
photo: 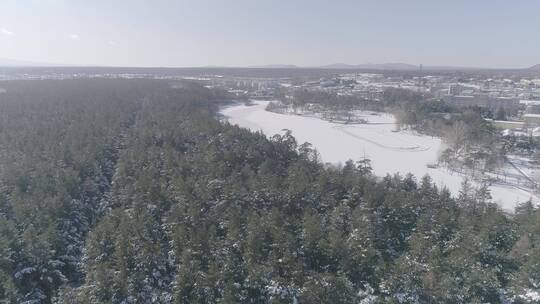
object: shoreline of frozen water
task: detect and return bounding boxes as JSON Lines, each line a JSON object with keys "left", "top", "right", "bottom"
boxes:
{"left": 220, "top": 100, "right": 539, "bottom": 211}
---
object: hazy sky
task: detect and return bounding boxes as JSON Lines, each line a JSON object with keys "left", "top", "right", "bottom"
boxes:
{"left": 0, "top": 0, "right": 539, "bottom": 68}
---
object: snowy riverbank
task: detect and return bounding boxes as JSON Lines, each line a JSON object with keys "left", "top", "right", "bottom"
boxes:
{"left": 220, "top": 100, "right": 539, "bottom": 211}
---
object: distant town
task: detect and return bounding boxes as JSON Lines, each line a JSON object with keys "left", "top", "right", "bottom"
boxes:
{"left": 2, "top": 65, "right": 540, "bottom": 129}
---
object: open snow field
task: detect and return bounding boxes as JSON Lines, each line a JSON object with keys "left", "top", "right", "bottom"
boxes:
{"left": 221, "top": 100, "right": 539, "bottom": 211}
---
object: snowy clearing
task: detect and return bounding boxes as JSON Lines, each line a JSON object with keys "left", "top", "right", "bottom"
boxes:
{"left": 220, "top": 100, "right": 539, "bottom": 211}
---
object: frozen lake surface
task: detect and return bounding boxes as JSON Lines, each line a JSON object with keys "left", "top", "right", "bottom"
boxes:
{"left": 221, "top": 100, "right": 539, "bottom": 211}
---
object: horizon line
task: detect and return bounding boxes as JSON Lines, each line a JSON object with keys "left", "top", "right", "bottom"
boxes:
{"left": 1, "top": 63, "right": 538, "bottom": 71}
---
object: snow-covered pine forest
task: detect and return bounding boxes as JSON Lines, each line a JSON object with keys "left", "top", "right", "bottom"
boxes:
{"left": 1, "top": 80, "right": 540, "bottom": 303}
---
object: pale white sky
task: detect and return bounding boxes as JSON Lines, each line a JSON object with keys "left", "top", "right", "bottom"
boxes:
{"left": 0, "top": 0, "right": 539, "bottom": 68}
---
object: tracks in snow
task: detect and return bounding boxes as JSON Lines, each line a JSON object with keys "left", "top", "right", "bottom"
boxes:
{"left": 333, "top": 125, "right": 430, "bottom": 152}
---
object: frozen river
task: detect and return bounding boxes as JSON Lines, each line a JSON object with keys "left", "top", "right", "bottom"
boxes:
{"left": 221, "top": 100, "right": 538, "bottom": 211}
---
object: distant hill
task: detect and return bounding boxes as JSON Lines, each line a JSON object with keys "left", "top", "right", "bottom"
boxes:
{"left": 0, "top": 58, "right": 43, "bottom": 67}
{"left": 529, "top": 64, "right": 540, "bottom": 70}
{"left": 0, "top": 57, "right": 68, "bottom": 67}
{"left": 244, "top": 63, "right": 421, "bottom": 70}
{"left": 317, "top": 63, "right": 491, "bottom": 71}
{"left": 319, "top": 62, "right": 420, "bottom": 70}
{"left": 247, "top": 64, "right": 299, "bottom": 69}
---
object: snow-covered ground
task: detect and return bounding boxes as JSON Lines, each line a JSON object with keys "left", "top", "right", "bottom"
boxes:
{"left": 220, "top": 100, "right": 540, "bottom": 211}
